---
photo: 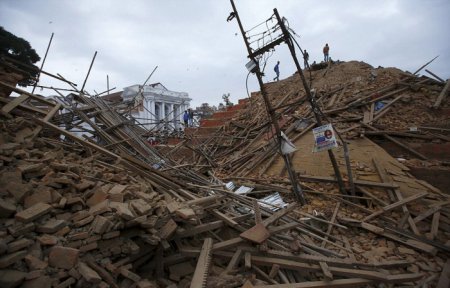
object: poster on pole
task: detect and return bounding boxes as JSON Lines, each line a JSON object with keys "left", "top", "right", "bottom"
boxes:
{"left": 312, "top": 123, "right": 338, "bottom": 152}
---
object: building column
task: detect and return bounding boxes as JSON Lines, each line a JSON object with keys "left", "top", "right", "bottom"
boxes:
{"left": 149, "top": 100, "right": 155, "bottom": 129}
{"left": 161, "top": 101, "right": 166, "bottom": 130}
{"left": 169, "top": 103, "right": 174, "bottom": 129}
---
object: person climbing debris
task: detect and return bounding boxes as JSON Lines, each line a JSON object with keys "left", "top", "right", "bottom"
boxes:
{"left": 273, "top": 61, "right": 280, "bottom": 81}
{"left": 303, "top": 50, "right": 309, "bottom": 68}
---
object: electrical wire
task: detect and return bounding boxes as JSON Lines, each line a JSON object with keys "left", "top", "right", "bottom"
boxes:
{"left": 245, "top": 14, "right": 275, "bottom": 34}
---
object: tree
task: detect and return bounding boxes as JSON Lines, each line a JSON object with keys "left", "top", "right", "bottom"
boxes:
{"left": 0, "top": 26, "right": 41, "bottom": 86}
{"left": 222, "top": 93, "right": 233, "bottom": 107}
{"left": 196, "top": 103, "right": 215, "bottom": 119}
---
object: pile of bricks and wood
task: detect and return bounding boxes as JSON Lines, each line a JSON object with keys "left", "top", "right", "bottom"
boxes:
{"left": 1, "top": 57, "right": 450, "bottom": 288}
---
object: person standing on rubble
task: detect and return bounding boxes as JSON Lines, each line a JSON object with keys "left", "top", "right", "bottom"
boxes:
{"left": 303, "top": 50, "right": 309, "bottom": 69}
{"left": 323, "top": 43, "right": 330, "bottom": 62}
{"left": 183, "top": 110, "right": 189, "bottom": 127}
{"left": 273, "top": 61, "right": 280, "bottom": 81}
{"left": 188, "top": 108, "right": 194, "bottom": 127}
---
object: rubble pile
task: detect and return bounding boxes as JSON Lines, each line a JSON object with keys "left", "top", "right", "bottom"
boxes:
{"left": 0, "top": 55, "right": 450, "bottom": 288}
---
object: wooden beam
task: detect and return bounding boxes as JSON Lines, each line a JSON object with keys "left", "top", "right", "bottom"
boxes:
{"left": 176, "top": 221, "right": 224, "bottom": 238}
{"left": 430, "top": 211, "right": 440, "bottom": 240}
{"left": 253, "top": 278, "right": 373, "bottom": 288}
{"left": 190, "top": 238, "right": 213, "bottom": 288}
{"left": 0, "top": 80, "right": 56, "bottom": 106}
{"left": 437, "top": 259, "right": 450, "bottom": 288}
{"left": 31, "top": 103, "right": 62, "bottom": 139}
{"left": 433, "top": 79, "right": 450, "bottom": 108}
{"left": 425, "top": 69, "right": 445, "bottom": 82}
{"left": 363, "top": 191, "right": 428, "bottom": 222}
{"left": 297, "top": 174, "right": 398, "bottom": 189}
{"left": 1, "top": 94, "right": 29, "bottom": 113}
{"left": 262, "top": 203, "right": 297, "bottom": 226}
{"left": 357, "top": 222, "right": 437, "bottom": 255}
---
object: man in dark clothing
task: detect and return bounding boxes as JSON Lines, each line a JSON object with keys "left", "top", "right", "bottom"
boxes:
{"left": 188, "top": 108, "right": 194, "bottom": 127}
{"left": 303, "top": 50, "right": 309, "bottom": 68}
{"left": 273, "top": 61, "right": 280, "bottom": 81}
{"left": 323, "top": 44, "right": 330, "bottom": 62}
{"left": 183, "top": 110, "right": 189, "bottom": 127}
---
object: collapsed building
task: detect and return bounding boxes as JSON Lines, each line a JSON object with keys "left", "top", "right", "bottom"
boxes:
{"left": 0, "top": 5, "right": 450, "bottom": 288}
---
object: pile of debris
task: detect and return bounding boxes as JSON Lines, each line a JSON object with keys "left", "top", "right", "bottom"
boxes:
{"left": 1, "top": 51, "right": 450, "bottom": 288}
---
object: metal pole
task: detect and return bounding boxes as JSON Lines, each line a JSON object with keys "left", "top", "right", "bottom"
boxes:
{"left": 107, "top": 74, "right": 110, "bottom": 96}
{"left": 230, "top": 0, "right": 306, "bottom": 205}
{"left": 32, "top": 32, "right": 54, "bottom": 94}
{"left": 81, "top": 51, "right": 97, "bottom": 93}
{"left": 143, "top": 66, "right": 158, "bottom": 86}
{"left": 274, "top": 8, "right": 347, "bottom": 196}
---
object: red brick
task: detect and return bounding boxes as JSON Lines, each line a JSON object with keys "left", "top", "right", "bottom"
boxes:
{"left": 0, "top": 199, "right": 16, "bottom": 218}
{"left": 86, "top": 189, "right": 108, "bottom": 207}
{"left": 78, "top": 262, "right": 101, "bottom": 284}
{"left": 48, "top": 246, "right": 79, "bottom": 269}
{"left": 23, "top": 189, "right": 52, "bottom": 209}
{"left": 24, "top": 255, "right": 48, "bottom": 270}
{"left": 0, "top": 269, "right": 27, "bottom": 288}
{"left": 15, "top": 203, "right": 52, "bottom": 223}
{"left": 0, "top": 250, "right": 27, "bottom": 268}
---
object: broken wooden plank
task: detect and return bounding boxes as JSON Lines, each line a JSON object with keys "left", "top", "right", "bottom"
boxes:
{"left": 297, "top": 174, "right": 398, "bottom": 189}
{"left": 31, "top": 103, "right": 62, "bottom": 139}
{"left": 250, "top": 255, "right": 421, "bottom": 282}
{"left": 357, "top": 222, "right": 437, "bottom": 255}
{"left": 176, "top": 221, "right": 224, "bottom": 238}
{"left": 363, "top": 191, "right": 428, "bottom": 222}
{"left": 433, "top": 78, "right": 450, "bottom": 109}
{"left": 437, "top": 259, "right": 450, "bottom": 288}
{"left": 253, "top": 278, "right": 373, "bottom": 288}
{"left": 430, "top": 211, "right": 440, "bottom": 240}
{"left": 363, "top": 124, "right": 428, "bottom": 160}
{"left": 1, "top": 94, "right": 29, "bottom": 113}
{"left": 413, "top": 206, "right": 442, "bottom": 224}
{"left": 190, "top": 238, "right": 213, "bottom": 288}
{"left": 262, "top": 203, "right": 297, "bottom": 227}
{"left": 212, "top": 237, "right": 244, "bottom": 251}
{"left": 240, "top": 223, "right": 271, "bottom": 244}
{"left": 222, "top": 248, "right": 242, "bottom": 275}
{"left": 320, "top": 202, "right": 340, "bottom": 248}
{"left": 425, "top": 69, "right": 445, "bottom": 82}
{"left": 319, "top": 261, "right": 333, "bottom": 281}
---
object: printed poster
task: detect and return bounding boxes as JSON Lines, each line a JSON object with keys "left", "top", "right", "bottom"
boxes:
{"left": 312, "top": 123, "right": 338, "bottom": 152}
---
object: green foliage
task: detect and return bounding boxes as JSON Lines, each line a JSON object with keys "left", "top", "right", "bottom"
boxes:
{"left": 0, "top": 26, "right": 40, "bottom": 86}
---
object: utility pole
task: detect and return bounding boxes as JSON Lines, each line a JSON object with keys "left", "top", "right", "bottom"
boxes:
{"left": 230, "top": 0, "right": 306, "bottom": 204}
{"left": 273, "top": 9, "right": 347, "bottom": 196}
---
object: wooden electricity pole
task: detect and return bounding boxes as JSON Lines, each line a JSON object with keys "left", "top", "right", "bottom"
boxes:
{"left": 273, "top": 9, "right": 347, "bottom": 196}
{"left": 230, "top": 0, "right": 306, "bottom": 204}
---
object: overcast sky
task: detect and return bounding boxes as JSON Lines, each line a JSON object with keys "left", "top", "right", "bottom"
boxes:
{"left": 1, "top": 0, "right": 449, "bottom": 107}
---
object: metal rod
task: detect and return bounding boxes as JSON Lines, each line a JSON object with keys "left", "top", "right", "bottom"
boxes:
{"left": 230, "top": 0, "right": 306, "bottom": 205}
{"left": 107, "top": 74, "right": 110, "bottom": 96}
{"left": 32, "top": 32, "right": 54, "bottom": 94}
{"left": 143, "top": 66, "right": 158, "bottom": 86}
{"left": 81, "top": 51, "right": 98, "bottom": 93}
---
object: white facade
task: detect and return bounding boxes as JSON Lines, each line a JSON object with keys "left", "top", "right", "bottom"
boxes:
{"left": 122, "top": 83, "right": 191, "bottom": 130}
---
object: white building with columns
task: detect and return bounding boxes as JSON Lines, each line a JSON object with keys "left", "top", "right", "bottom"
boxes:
{"left": 121, "top": 83, "right": 191, "bottom": 131}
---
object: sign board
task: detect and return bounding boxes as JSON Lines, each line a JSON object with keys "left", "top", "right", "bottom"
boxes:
{"left": 312, "top": 123, "right": 338, "bottom": 152}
